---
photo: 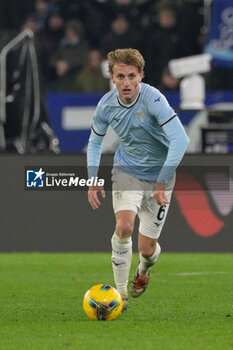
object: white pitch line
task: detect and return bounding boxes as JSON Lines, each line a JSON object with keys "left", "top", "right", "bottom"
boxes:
{"left": 174, "top": 271, "right": 233, "bottom": 276}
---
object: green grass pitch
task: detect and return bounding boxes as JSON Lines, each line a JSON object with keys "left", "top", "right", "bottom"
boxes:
{"left": 0, "top": 253, "right": 232, "bottom": 350}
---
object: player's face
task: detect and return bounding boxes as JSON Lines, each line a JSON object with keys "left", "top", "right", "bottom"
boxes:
{"left": 111, "top": 63, "right": 143, "bottom": 104}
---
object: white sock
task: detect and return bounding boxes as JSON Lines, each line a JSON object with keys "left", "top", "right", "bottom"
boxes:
{"left": 111, "top": 232, "right": 132, "bottom": 299}
{"left": 138, "top": 242, "right": 161, "bottom": 276}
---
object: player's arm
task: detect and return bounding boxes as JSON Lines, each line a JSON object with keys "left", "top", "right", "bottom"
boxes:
{"left": 87, "top": 129, "right": 105, "bottom": 210}
{"left": 147, "top": 90, "right": 189, "bottom": 206}
{"left": 154, "top": 116, "right": 190, "bottom": 206}
{"left": 87, "top": 102, "right": 109, "bottom": 209}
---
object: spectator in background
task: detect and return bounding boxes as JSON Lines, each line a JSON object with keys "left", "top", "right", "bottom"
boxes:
{"left": 46, "top": 0, "right": 61, "bottom": 15}
{"left": 158, "top": 67, "right": 180, "bottom": 91}
{"left": 34, "top": 0, "right": 50, "bottom": 30}
{"left": 22, "top": 16, "right": 40, "bottom": 34}
{"left": 178, "top": 0, "right": 205, "bottom": 56}
{"left": 100, "top": 14, "right": 140, "bottom": 57}
{"left": 81, "top": 1, "right": 114, "bottom": 48}
{"left": 22, "top": 16, "right": 49, "bottom": 81}
{"left": 74, "top": 50, "right": 109, "bottom": 93}
{"left": 112, "top": 0, "right": 154, "bottom": 55}
{"left": 58, "top": 0, "right": 84, "bottom": 21}
{"left": 38, "top": 12, "right": 65, "bottom": 84}
{"left": 49, "top": 20, "right": 89, "bottom": 91}
{"left": 113, "top": 0, "right": 153, "bottom": 28}
{"left": 40, "top": 13, "right": 64, "bottom": 58}
{"left": 145, "top": 5, "right": 183, "bottom": 87}
{"left": 113, "top": 0, "right": 138, "bottom": 22}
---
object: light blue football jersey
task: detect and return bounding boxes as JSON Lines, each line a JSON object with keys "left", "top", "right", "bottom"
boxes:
{"left": 92, "top": 83, "right": 177, "bottom": 180}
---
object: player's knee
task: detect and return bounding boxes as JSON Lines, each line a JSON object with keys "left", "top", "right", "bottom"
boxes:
{"left": 140, "top": 243, "right": 157, "bottom": 258}
{"left": 140, "top": 249, "right": 154, "bottom": 258}
{"left": 115, "top": 220, "right": 133, "bottom": 238}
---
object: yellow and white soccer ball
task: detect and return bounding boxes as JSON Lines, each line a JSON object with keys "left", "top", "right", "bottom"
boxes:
{"left": 83, "top": 284, "right": 123, "bottom": 321}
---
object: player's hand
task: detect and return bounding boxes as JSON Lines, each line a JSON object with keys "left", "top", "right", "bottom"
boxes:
{"left": 88, "top": 185, "right": 105, "bottom": 210}
{"left": 153, "top": 182, "right": 169, "bottom": 207}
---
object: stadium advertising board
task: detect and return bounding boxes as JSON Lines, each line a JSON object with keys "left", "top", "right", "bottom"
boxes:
{"left": 0, "top": 154, "right": 231, "bottom": 253}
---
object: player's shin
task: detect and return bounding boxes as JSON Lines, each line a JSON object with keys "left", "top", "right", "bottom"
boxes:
{"left": 138, "top": 242, "right": 161, "bottom": 276}
{"left": 111, "top": 232, "right": 132, "bottom": 299}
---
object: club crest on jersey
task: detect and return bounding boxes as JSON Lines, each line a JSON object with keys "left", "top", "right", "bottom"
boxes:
{"left": 134, "top": 111, "right": 145, "bottom": 117}
{"left": 134, "top": 111, "right": 145, "bottom": 122}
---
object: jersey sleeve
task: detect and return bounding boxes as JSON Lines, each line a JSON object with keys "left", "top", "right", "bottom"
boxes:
{"left": 87, "top": 130, "right": 104, "bottom": 179}
{"left": 92, "top": 101, "right": 109, "bottom": 136}
{"left": 147, "top": 88, "right": 176, "bottom": 125}
{"left": 157, "top": 117, "right": 190, "bottom": 184}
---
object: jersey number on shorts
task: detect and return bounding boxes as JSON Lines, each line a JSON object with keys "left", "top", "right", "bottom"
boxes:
{"left": 157, "top": 206, "right": 166, "bottom": 221}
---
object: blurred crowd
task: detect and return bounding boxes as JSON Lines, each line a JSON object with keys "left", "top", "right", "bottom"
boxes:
{"left": 1, "top": 0, "right": 231, "bottom": 93}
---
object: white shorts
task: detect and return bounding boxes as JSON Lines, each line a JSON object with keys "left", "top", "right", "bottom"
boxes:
{"left": 112, "top": 171, "right": 175, "bottom": 239}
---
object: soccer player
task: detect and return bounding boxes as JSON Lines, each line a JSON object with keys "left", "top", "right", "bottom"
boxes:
{"left": 87, "top": 48, "right": 189, "bottom": 311}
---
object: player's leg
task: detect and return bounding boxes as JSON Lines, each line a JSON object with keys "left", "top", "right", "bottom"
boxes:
{"left": 130, "top": 201, "right": 170, "bottom": 298}
{"left": 111, "top": 210, "right": 135, "bottom": 308}
{"left": 130, "top": 175, "right": 175, "bottom": 298}
{"left": 138, "top": 234, "right": 161, "bottom": 276}
{"left": 111, "top": 171, "right": 143, "bottom": 309}
{"left": 130, "top": 234, "right": 161, "bottom": 298}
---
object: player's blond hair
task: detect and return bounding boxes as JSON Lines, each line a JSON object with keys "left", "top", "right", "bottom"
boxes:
{"left": 107, "top": 48, "right": 145, "bottom": 75}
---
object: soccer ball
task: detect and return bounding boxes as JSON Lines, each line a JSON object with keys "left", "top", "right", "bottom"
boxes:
{"left": 83, "top": 284, "right": 123, "bottom": 321}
